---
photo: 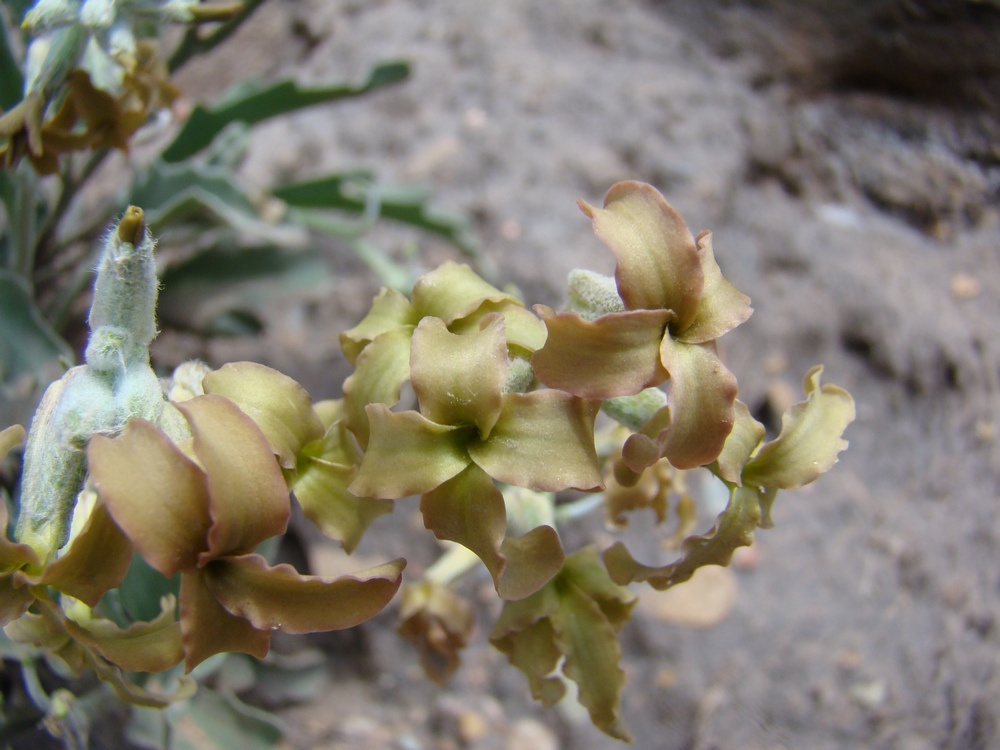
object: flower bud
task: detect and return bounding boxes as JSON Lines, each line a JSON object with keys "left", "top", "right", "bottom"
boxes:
{"left": 567, "top": 269, "right": 625, "bottom": 320}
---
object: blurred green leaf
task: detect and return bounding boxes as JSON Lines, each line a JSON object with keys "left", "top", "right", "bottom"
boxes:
{"left": 158, "top": 245, "right": 328, "bottom": 336}
{"left": 275, "top": 171, "right": 478, "bottom": 256}
{"left": 130, "top": 160, "right": 305, "bottom": 248}
{"left": 0, "top": 270, "right": 72, "bottom": 384}
{"left": 171, "top": 689, "right": 285, "bottom": 750}
{"left": 0, "top": 8, "right": 24, "bottom": 110}
{"left": 161, "top": 62, "right": 410, "bottom": 163}
{"left": 117, "top": 553, "right": 182, "bottom": 624}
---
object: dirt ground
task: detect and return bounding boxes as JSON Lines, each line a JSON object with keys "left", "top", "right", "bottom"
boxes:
{"left": 135, "top": 1, "right": 1000, "bottom": 748}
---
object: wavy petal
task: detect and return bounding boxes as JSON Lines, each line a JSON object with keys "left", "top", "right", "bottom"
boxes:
{"left": 342, "top": 327, "right": 412, "bottom": 450}
{"left": 34, "top": 502, "right": 132, "bottom": 606}
{"left": 640, "top": 337, "right": 738, "bottom": 470}
{"left": 0, "top": 424, "right": 25, "bottom": 461}
{"left": 203, "top": 554, "right": 405, "bottom": 633}
{"left": 89, "top": 419, "right": 211, "bottom": 578}
{"left": 449, "top": 300, "right": 548, "bottom": 354}
{"left": 468, "top": 391, "right": 602, "bottom": 492}
{"left": 175, "top": 396, "right": 290, "bottom": 563}
{"left": 743, "top": 367, "right": 855, "bottom": 489}
{"left": 411, "top": 261, "right": 517, "bottom": 324}
{"left": 340, "top": 287, "right": 416, "bottom": 365}
{"left": 531, "top": 306, "right": 670, "bottom": 399}
{"left": 680, "top": 231, "right": 753, "bottom": 343}
{"left": 349, "top": 405, "right": 471, "bottom": 499}
{"left": 66, "top": 596, "right": 183, "bottom": 673}
{"left": 179, "top": 570, "right": 270, "bottom": 671}
{"left": 411, "top": 314, "right": 506, "bottom": 437}
{"left": 203, "top": 362, "right": 324, "bottom": 470}
{"left": 580, "top": 181, "right": 702, "bottom": 328}
{"left": 713, "top": 400, "right": 766, "bottom": 485}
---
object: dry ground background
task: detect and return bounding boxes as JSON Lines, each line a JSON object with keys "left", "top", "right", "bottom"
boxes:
{"left": 29, "top": 1, "right": 1000, "bottom": 749}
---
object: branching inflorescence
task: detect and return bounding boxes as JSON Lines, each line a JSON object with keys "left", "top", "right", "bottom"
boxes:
{"left": 1, "top": 181, "right": 854, "bottom": 741}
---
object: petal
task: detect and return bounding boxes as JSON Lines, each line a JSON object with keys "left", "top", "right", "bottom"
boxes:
{"left": 398, "top": 581, "right": 475, "bottom": 683}
{"left": 89, "top": 419, "right": 211, "bottom": 578}
{"left": 580, "top": 181, "right": 702, "bottom": 327}
{"left": 342, "top": 327, "right": 412, "bottom": 450}
{"left": 340, "top": 287, "right": 417, "bottom": 365}
{"left": 179, "top": 570, "right": 270, "bottom": 672}
{"left": 603, "top": 485, "right": 763, "bottom": 591}
{"left": 0, "top": 424, "right": 25, "bottom": 461}
{"left": 411, "top": 261, "right": 517, "bottom": 324}
{"left": 0, "top": 483, "right": 38, "bottom": 571}
{"left": 203, "top": 554, "right": 405, "bottom": 633}
{"left": 65, "top": 596, "right": 183, "bottom": 673}
{"left": 712, "top": 400, "right": 766, "bottom": 485}
{"left": 34, "top": 502, "right": 132, "bottom": 606}
{"left": 202, "top": 362, "right": 325, "bottom": 470}
{"left": 419, "top": 465, "right": 565, "bottom": 600}
{"left": 468, "top": 391, "right": 603, "bottom": 492}
{"left": 175, "top": 396, "right": 290, "bottom": 562}
{"left": 742, "top": 367, "right": 855, "bottom": 489}
{"left": 680, "top": 231, "right": 753, "bottom": 343}
{"left": 633, "top": 336, "right": 737, "bottom": 470}
{"left": 449, "top": 300, "right": 548, "bottom": 354}
{"left": 0, "top": 575, "right": 35, "bottom": 627}
{"left": 411, "top": 314, "right": 506, "bottom": 437}
{"left": 531, "top": 306, "right": 671, "bottom": 399}
{"left": 349, "top": 405, "right": 472, "bottom": 499}
{"left": 294, "top": 431, "right": 393, "bottom": 554}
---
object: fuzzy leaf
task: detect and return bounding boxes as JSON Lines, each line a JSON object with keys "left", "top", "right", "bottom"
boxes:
{"left": 89, "top": 419, "right": 211, "bottom": 578}
{"left": 350, "top": 405, "right": 471, "bottom": 499}
{"left": 467, "top": 391, "right": 602, "bottom": 492}
{"left": 742, "top": 366, "right": 855, "bottom": 489}
{"left": 580, "top": 181, "right": 702, "bottom": 328}
{"left": 410, "top": 314, "right": 506, "bottom": 438}
{"left": 203, "top": 554, "right": 405, "bottom": 633}
{"left": 531, "top": 306, "right": 671, "bottom": 399}
{"left": 203, "top": 362, "right": 324, "bottom": 470}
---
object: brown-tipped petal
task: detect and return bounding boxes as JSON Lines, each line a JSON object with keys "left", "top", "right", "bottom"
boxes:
{"left": 531, "top": 306, "right": 671, "bottom": 399}
{"left": 340, "top": 288, "right": 417, "bottom": 365}
{"left": 203, "top": 362, "right": 324, "bottom": 470}
{"left": 411, "top": 261, "right": 518, "bottom": 324}
{"left": 411, "top": 314, "right": 506, "bottom": 437}
{"left": 89, "top": 420, "right": 211, "bottom": 578}
{"left": 179, "top": 571, "right": 270, "bottom": 672}
{"left": 713, "top": 400, "right": 766, "bottom": 485}
{"left": 0, "top": 576, "right": 35, "bottom": 627}
{"left": 65, "top": 597, "right": 183, "bottom": 673}
{"left": 342, "top": 327, "right": 412, "bottom": 450}
{"left": 349, "top": 405, "right": 471, "bottom": 499}
{"left": 203, "top": 554, "right": 406, "bottom": 633}
{"left": 651, "top": 337, "right": 738, "bottom": 469}
{"left": 581, "top": 181, "right": 702, "bottom": 328}
{"left": 742, "top": 367, "right": 855, "bottom": 490}
{"left": 34, "top": 503, "right": 132, "bottom": 606}
{"left": 680, "top": 231, "right": 753, "bottom": 343}
{"left": 468, "top": 391, "right": 603, "bottom": 492}
{"left": 175, "top": 396, "right": 290, "bottom": 562}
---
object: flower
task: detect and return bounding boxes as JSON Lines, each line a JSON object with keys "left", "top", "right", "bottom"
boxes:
{"left": 88, "top": 393, "right": 405, "bottom": 670}
{"left": 349, "top": 313, "right": 601, "bottom": 599}
{"left": 532, "top": 181, "right": 753, "bottom": 470}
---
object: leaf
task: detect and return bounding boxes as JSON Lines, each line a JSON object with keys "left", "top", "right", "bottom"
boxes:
{"left": 162, "top": 62, "right": 410, "bottom": 163}
{"left": 0, "top": 10, "right": 23, "bottom": 110}
{"left": 158, "top": 245, "right": 328, "bottom": 336}
{"left": 170, "top": 688, "right": 285, "bottom": 750}
{"left": 0, "top": 270, "right": 73, "bottom": 384}
{"left": 276, "top": 172, "right": 478, "bottom": 256}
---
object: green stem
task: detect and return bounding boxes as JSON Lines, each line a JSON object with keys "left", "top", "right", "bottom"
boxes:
{"left": 167, "top": 0, "right": 269, "bottom": 73}
{"left": 554, "top": 494, "right": 605, "bottom": 525}
{"left": 423, "top": 544, "right": 481, "bottom": 587}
